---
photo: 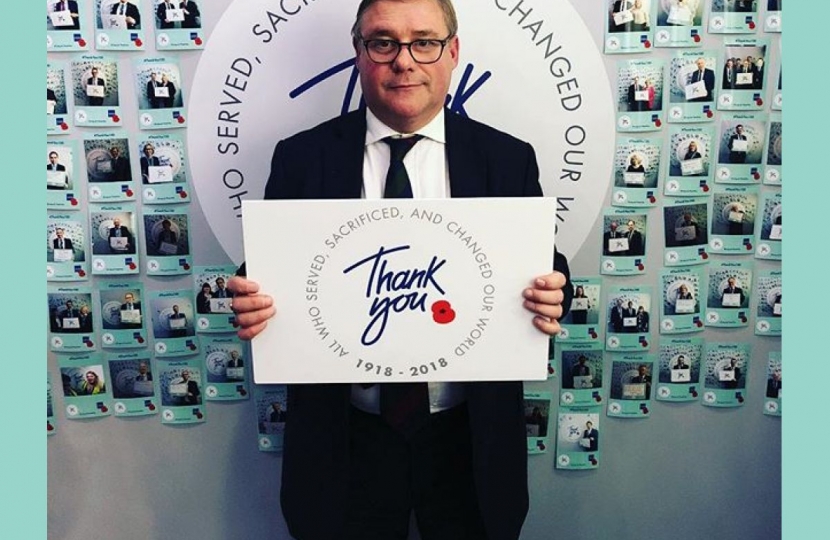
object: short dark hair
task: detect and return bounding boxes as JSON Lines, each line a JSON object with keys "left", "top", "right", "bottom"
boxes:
{"left": 351, "top": 0, "right": 458, "bottom": 42}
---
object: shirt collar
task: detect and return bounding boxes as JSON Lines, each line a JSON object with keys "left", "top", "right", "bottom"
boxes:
{"left": 365, "top": 108, "right": 446, "bottom": 147}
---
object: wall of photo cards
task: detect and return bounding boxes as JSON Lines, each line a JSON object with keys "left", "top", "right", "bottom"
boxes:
{"left": 47, "top": 1, "right": 782, "bottom": 539}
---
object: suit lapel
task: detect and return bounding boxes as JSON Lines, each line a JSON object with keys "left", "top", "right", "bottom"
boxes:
{"left": 325, "top": 110, "right": 366, "bottom": 199}
{"left": 445, "top": 111, "right": 488, "bottom": 198}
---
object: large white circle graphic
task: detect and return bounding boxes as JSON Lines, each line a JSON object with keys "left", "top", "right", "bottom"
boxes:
{"left": 189, "top": 0, "right": 614, "bottom": 263}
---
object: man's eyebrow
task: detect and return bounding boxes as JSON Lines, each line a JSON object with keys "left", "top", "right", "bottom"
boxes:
{"left": 362, "top": 27, "right": 445, "bottom": 39}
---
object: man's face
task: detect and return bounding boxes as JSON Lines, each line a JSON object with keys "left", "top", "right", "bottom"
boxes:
{"left": 735, "top": 125, "right": 744, "bottom": 135}
{"left": 172, "top": 305, "right": 180, "bottom": 313}
{"left": 66, "top": 301, "right": 73, "bottom": 309}
{"left": 216, "top": 278, "right": 226, "bottom": 289}
{"left": 638, "top": 366, "right": 647, "bottom": 376}
{"left": 150, "top": 73, "right": 157, "bottom": 81}
{"left": 354, "top": 0, "right": 459, "bottom": 133}
{"left": 728, "top": 278, "right": 735, "bottom": 288}
{"left": 181, "top": 370, "right": 190, "bottom": 380}
{"left": 113, "top": 219, "right": 121, "bottom": 228}
{"left": 586, "top": 421, "right": 592, "bottom": 429}
{"left": 627, "top": 301, "right": 633, "bottom": 308}
{"left": 144, "top": 145, "right": 154, "bottom": 156}
{"left": 56, "top": 228, "right": 64, "bottom": 238}
{"left": 610, "top": 221, "right": 618, "bottom": 232}
{"left": 627, "top": 221, "right": 635, "bottom": 232}
{"left": 49, "top": 152, "right": 58, "bottom": 164}
{"left": 110, "top": 147, "right": 119, "bottom": 158}
{"left": 91, "top": 68, "right": 98, "bottom": 78}
{"left": 696, "top": 58, "right": 706, "bottom": 71}
{"left": 139, "top": 363, "right": 148, "bottom": 374}
{"left": 125, "top": 293, "right": 134, "bottom": 303}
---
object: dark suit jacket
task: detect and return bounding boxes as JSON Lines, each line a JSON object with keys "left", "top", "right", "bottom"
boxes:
{"left": 156, "top": 1, "right": 177, "bottom": 29}
{"left": 52, "top": 1, "right": 80, "bottom": 30}
{"left": 689, "top": 68, "right": 715, "bottom": 101}
{"left": 260, "top": 109, "right": 572, "bottom": 540}
{"left": 47, "top": 163, "right": 66, "bottom": 172}
{"left": 110, "top": 1, "right": 141, "bottom": 29}
{"left": 159, "top": 82, "right": 176, "bottom": 108}
{"left": 110, "top": 156, "right": 131, "bottom": 182}
{"left": 582, "top": 428, "right": 598, "bottom": 451}
{"left": 53, "top": 237, "right": 73, "bottom": 250}
{"left": 722, "top": 66, "right": 736, "bottom": 89}
{"left": 626, "top": 230, "right": 644, "bottom": 256}
{"left": 140, "top": 155, "right": 161, "bottom": 182}
{"left": 47, "top": 88, "right": 58, "bottom": 103}
{"left": 721, "top": 287, "right": 745, "bottom": 307}
{"left": 180, "top": 1, "right": 200, "bottom": 28}
{"left": 108, "top": 226, "right": 135, "bottom": 253}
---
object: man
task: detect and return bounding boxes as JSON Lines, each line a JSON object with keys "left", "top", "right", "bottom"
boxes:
{"left": 627, "top": 76, "right": 646, "bottom": 112}
{"left": 213, "top": 277, "right": 233, "bottom": 298}
{"left": 623, "top": 301, "right": 638, "bottom": 333}
{"left": 146, "top": 73, "right": 163, "bottom": 109}
{"left": 673, "top": 355, "right": 690, "bottom": 370}
{"left": 177, "top": 369, "right": 200, "bottom": 404}
{"left": 156, "top": 0, "right": 178, "bottom": 29}
{"left": 139, "top": 143, "right": 161, "bottom": 183}
{"left": 625, "top": 219, "right": 644, "bottom": 256}
{"left": 156, "top": 219, "right": 178, "bottom": 252}
{"left": 86, "top": 67, "right": 105, "bottom": 107}
{"left": 752, "top": 57, "right": 765, "bottom": 90}
{"left": 631, "top": 364, "right": 651, "bottom": 399}
{"left": 735, "top": 59, "right": 754, "bottom": 89}
{"left": 228, "top": 1, "right": 573, "bottom": 539}
{"left": 180, "top": 0, "right": 201, "bottom": 28}
{"left": 582, "top": 420, "right": 598, "bottom": 452}
{"left": 57, "top": 300, "right": 80, "bottom": 332}
{"left": 734, "top": 0, "right": 754, "bottom": 13}
{"left": 269, "top": 402, "right": 287, "bottom": 423}
{"left": 610, "top": 0, "right": 634, "bottom": 33}
{"left": 728, "top": 124, "right": 748, "bottom": 164}
{"left": 108, "top": 147, "right": 131, "bottom": 182}
{"left": 603, "top": 220, "right": 623, "bottom": 256}
{"left": 47, "top": 87, "right": 59, "bottom": 111}
{"left": 766, "top": 370, "right": 782, "bottom": 399}
{"left": 722, "top": 58, "right": 736, "bottom": 90}
{"left": 53, "top": 228, "right": 73, "bottom": 251}
{"left": 688, "top": 57, "right": 715, "bottom": 102}
{"left": 168, "top": 304, "right": 187, "bottom": 337}
{"left": 51, "top": 1, "right": 80, "bottom": 30}
{"left": 110, "top": 0, "right": 141, "bottom": 29}
{"left": 721, "top": 276, "right": 745, "bottom": 308}
{"left": 108, "top": 218, "right": 135, "bottom": 254}
{"left": 571, "top": 355, "right": 591, "bottom": 377}
{"left": 158, "top": 73, "right": 177, "bottom": 108}
{"left": 47, "top": 151, "right": 70, "bottom": 190}
{"left": 227, "top": 350, "right": 244, "bottom": 368}
{"left": 610, "top": 298, "right": 625, "bottom": 334}
{"left": 135, "top": 362, "right": 153, "bottom": 381}
{"left": 120, "top": 292, "right": 142, "bottom": 328}
{"left": 722, "top": 358, "right": 741, "bottom": 389}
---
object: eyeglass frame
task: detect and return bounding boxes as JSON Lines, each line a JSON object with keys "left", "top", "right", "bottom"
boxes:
{"left": 359, "top": 35, "right": 455, "bottom": 65}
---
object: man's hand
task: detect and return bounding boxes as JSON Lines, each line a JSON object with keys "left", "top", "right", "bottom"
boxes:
{"left": 228, "top": 276, "right": 276, "bottom": 340}
{"left": 523, "top": 271, "right": 567, "bottom": 336}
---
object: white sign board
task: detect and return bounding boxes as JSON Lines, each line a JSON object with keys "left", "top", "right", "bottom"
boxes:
{"left": 242, "top": 198, "right": 556, "bottom": 384}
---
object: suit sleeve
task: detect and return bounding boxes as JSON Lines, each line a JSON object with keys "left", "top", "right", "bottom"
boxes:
{"left": 523, "top": 142, "right": 574, "bottom": 319}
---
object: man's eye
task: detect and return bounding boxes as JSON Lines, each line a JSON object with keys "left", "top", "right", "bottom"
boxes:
{"left": 413, "top": 40, "right": 437, "bottom": 49}
{"left": 371, "top": 40, "right": 396, "bottom": 51}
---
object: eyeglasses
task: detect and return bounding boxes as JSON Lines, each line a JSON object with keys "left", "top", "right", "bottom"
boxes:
{"left": 361, "top": 36, "right": 453, "bottom": 64}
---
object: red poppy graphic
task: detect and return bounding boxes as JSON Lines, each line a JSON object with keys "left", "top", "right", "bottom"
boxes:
{"left": 431, "top": 300, "right": 456, "bottom": 324}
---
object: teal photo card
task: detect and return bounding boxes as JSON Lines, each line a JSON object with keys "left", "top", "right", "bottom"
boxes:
{"left": 194, "top": 266, "right": 238, "bottom": 333}
{"left": 612, "top": 137, "right": 661, "bottom": 208}
{"left": 58, "top": 353, "right": 111, "bottom": 419}
{"left": 607, "top": 355, "right": 655, "bottom": 417}
{"left": 152, "top": 0, "right": 206, "bottom": 50}
{"left": 662, "top": 199, "right": 710, "bottom": 266}
{"left": 754, "top": 190, "right": 781, "bottom": 260}
{"left": 659, "top": 267, "right": 705, "bottom": 334}
{"left": 71, "top": 55, "right": 123, "bottom": 127}
{"left": 98, "top": 281, "right": 146, "bottom": 348}
{"left": 600, "top": 210, "right": 649, "bottom": 276}
{"left": 47, "top": 213, "right": 88, "bottom": 282}
{"left": 763, "top": 114, "right": 781, "bottom": 185}
{"left": 702, "top": 342, "right": 751, "bottom": 407}
{"left": 654, "top": 0, "right": 704, "bottom": 48}
{"left": 656, "top": 337, "right": 703, "bottom": 402}
{"left": 94, "top": 0, "right": 146, "bottom": 50}
{"left": 83, "top": 132, "right": 136, "bottom": 203}
{"left": 604, "top": 0, "right": 656, "bottom": 54}
{"left": 134, "top": 57, "right": 187, "bottom": 129}
{"left": 48, "top": 286, "right": 96, "bottom": 352}
{"left": 716, "top": 38, "right": 769, "bottom": 110}
{"left": 255, "top": 385, "right": 287, "bottom": 452}
{"left": 664, "top": 125, "right": 715, "bottom": 196}
{"left": 558, "top": 342, "right": 605, "bottom": 407}
{"left": 524, "top": 391, "right": 553, "bottom": 455}
{"left": 149, "top": 289, "right": 199, "bottom": 357}
{"left": 143, "top": 206, "right": 192, "bottom": 275}
{"left": 754, "top": 269, "right": 781, "bottom": 336}
{"left": 605, "top": 286, "right": 652, "bottom": 352}
{"left": 47, "top": 139, "right": 81, "bottom": 211}
{"left": 47, "top": 62, "right": 71, "bottom": 135}
{"left": 559, "top": 277, "right": 603, "bottom": 344}
{"left": 705, "top": 262, "right": 753, "bottom": 328}
{"left": 616, "top": 59, "right": 665, "bottom": 132}
{"left": 555, "top": 407, "right": 600, "bottom": 470}
{"left": 708, "top": 0, "right": 759, "bottom": 34}
{"left": 158, "top": 359, "right": 205, "bottom": 425}
{"left": 47, "top": 0, "right": 89, "bottom": 52}
{"left": 47, "top": 373, "right": 57, "bottom": 436}
{"left": 709, "top": 186, "right": 759, "bottom": 254}
{"left": 89, "top": 204, "right": 140, "bottom": 275}
{"left": 107, "top": 352, "right": 158, "bottom": 417}
{"left": 138, "top": 133, "right": 191, "bottom": 204}
{"left": 763, "top": 351, "right": 781, "bottom": 416}
{"left": 715, "top": 114, "right": 766, "bottom": 184}
{"left": 203, "top": 336, "right": 250, "bottom": 402}
{"left": 667, "top": 51, "right": 717, "bottom": 123}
